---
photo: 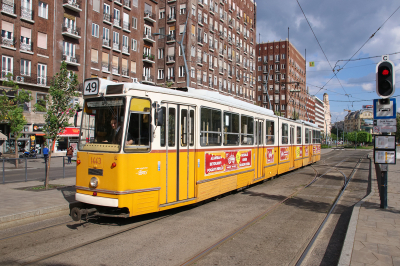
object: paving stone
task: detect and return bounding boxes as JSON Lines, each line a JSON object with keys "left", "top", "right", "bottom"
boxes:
{"left": 366, "top": 235, "right": 389, "bottom": 245}
{"left": 377, "top": 244, "right": 400, "bottom": 257}
{"left": 356, "top": 232, "right": 368, "bottom": 242}
{"left": 351, "top": 249, "right": 378, "bottom": 264}
{"left": 393, "top": 256, "right": 400, "bottom": 266}
{"left": 372, "top": 252, "right": 394, "bottom": 265}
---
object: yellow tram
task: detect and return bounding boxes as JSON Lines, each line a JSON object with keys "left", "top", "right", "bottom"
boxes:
{"left": 71, "top": 78, "right": 321, "bottom": 220}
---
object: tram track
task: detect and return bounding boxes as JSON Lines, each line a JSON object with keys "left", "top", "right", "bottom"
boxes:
{"left": 0, "top": 150, "right": 368, "bottom": 266}
{"left": 180, "top": 151, "right": 369, "bottom": 266}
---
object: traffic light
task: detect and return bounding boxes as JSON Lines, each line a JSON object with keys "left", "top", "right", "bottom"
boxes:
{"left": 376, "top": 61, "right": 395, "bottom": 98}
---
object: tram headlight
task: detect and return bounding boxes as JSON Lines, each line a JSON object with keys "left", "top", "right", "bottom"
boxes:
{"left": 90, "top": 177, "right": 98, "bottom": 188}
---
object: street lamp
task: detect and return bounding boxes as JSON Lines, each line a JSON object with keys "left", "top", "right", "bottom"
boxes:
{"left": 153, "top": 31, "right": 189, "bottom": 88}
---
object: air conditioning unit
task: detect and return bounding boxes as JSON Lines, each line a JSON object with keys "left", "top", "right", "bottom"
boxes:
{"left": 16, "top": 76, "right": 25, "bottom": 82}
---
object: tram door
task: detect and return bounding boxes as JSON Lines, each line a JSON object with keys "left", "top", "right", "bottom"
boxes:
{"left": 290, "top": 126, "right": 295, "bottom": 169}
{"left": 163, "top": 103, "right": 196, "bottom": 204}
{"left": 255, "top": 119, "right": 264, "bottom": 179}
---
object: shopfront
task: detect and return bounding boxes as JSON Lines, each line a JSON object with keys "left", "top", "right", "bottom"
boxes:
{"left": 55, "top": 127, "right": 80, "bottom": 156}
{"left": 32, "top": 124, "right": 46, "bottom": 154}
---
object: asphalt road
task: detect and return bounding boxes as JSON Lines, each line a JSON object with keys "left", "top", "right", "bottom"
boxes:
{"left": 0, "top": 150, "right": 371, "bottom": 266}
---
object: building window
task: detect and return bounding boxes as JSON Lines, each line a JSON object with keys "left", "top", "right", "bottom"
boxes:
{"left": 131, "top": 39, "right": 137, "bottom": 51}
{"left": 179, "top": 66, "right": 185, "bottom": 77}
{"left": 191, "top": 67, "right": 195, "bottom": 78}
{"left": 36, "top": 93, "right": 46, "bottom": 110}
{"left": 38, "top": 1, "right": 48, "bottom": 19}
{"left": 159, "top": 9, "right": 165, "bottom": 19}
{"left": 131, "top": 61, "right": 136, "bottom": 73}
{"left": 132, "top": 0, "right": 138, "bottom": 7}
{"left": 92, "top": 23, "right": 99, "bottom": 38}
{"left": 37, "top": 32, "right": 47, "bottom": 49}
{"left": 281, "top": 54, "right": 285, "bottom": 59}
{"left": 158, "top": 48, "right": 164, "bottom": 59}
{"left": 91, "top": 49, "right": 98, "bottom": 63}
{"left": 180, "top": 4, "right": 186, "bottom": 14}
{"left": 132, "top": 17, "right": 137, "bottom": 29}
{"left": 158, "top": 69, "right": 164, "bottom": 79}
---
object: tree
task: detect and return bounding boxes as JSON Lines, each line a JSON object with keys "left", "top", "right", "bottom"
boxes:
{"left": 331, "top": 133, "right": 337, "bottom": 141}
{"left": 35, "top": 62, "right": 80, "bottom": 189}
{"left": 357, "top": 131, "right": 369, "bottom": 143}
{"left": 0, "top": 74, "right": 32, "bottom": 168}
{"left": 274, "top": 111, "right": 284, "bottom": 117}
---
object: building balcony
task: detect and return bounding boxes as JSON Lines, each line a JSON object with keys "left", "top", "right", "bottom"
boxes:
{"left": 1, "top": 0, "right": 16, "bottom": 17}
{"left": 114, "top": 0, "right": 122, "bottom": 5}
{"left": 198, "top": 15, "right": 203, "bottom": 26}
{"left": 144, "top": 11, "right": 156, "bottom": 23}
{"left": 62, "top": 24, "right": 81, "bottom": 39}
{"left": 102, "top": 62, "right": 110, "bottom": 73}
{"left": 20, "top": 42, "right": 33, "bottom": 53}
{"left": 102, "top": 38, "right": 111, "bottom": 49}
{"left": 263, "top": 60, "right": 268, "bottom": 64}
{"left": 209, "top": 5, "right": 214, "bottom": 14}
{"left": 142, "top": 75, "right": 155, "bottom": 85}
{"left": 198, "top": 0, "right": 203, "bottom": 7}
{"left": 122, "top": 21, "right": 130, "bottom": 32}
{"left": 197, "top": 78, "right": 202, "bottom": 85}
{"left": 196, "top": 57, "right": 203, "bottom": 66}
{"left": 113, "top": 18, "right": 121, "bottom": 28}
{"left": 121, "top": 67, "right": 128, "bottom": 77}
{"left": 123, "top": 0, "right": 130, "bottom": 9}
{"left": 111, "top": 65, "right": 119, "bottom": 75}
{"left": 166, "top": 55, "right": 175, "bottom": 64}
{"left": 1, "top": 70, "right": 53, "bottom": 88}
{"left": 103, "top": 13, "right": 112, "bottom": 24}
{"left": 143, "top": 33, "right": 156, "bottom": 43}
{"left": 142, "top": 54, "right": 155, "bottom": 64}
{"left": 167, "top": 14, "right": 176, "bottom": 23}
{"left": 209, "top": 24, "right": 215, "bottom": 32}
{"left": 166, "top": 76, "right": 175, "bottom": 83}
{"left": 112, "top": 42, "right": 121, "bottom": 52}
{"left": 20, "top": 6, "right": 34, "bottom": 23}
{"left": 1, "top": 37, "right": 16, "bottom": 50}
{"left": 62, "top": 54, "right": 80, "bottom": 66}
{"left": 62, "top": 0, "right": 82, "bottom": 12}
{"left": 167, "top": 0, "right": 176, "bottom": 3}
{"left": 166, "top": 34, "right": 175, "bottom": 43}
{"left": 122, "top": 45, "right": 129, "bottom": 54}
{"left": 197, "top": 36, "right": 203, "bottom": 46}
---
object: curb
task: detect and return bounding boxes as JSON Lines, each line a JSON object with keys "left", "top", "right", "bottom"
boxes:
{"left": 0, "top": 203, "right": 75, "bottom": 230}
{"left": 337, "top": 157, "right": 375, "bottom": 266}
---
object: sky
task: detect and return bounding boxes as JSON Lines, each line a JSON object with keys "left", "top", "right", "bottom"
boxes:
{"left": 255, "top": 0, "right": 400, "bottom": 123}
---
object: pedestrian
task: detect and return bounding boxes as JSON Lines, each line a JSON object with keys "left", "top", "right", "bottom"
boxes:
{"left": 66, "top": 146, "right": 73, "bottom": 164}
{"left": 43, "top": 145, "right": 49, "bottom": 164}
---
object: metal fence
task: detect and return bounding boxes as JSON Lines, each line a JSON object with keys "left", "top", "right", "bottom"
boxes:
{"left": 0, "top": 156, "right": 76, "bottom": 184}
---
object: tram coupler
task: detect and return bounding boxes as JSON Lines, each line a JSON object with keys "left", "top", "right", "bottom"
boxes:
{"left": 70, "top": 207, "right": 97, "bottom": 221}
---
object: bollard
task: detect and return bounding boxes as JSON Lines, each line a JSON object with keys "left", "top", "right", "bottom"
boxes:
{"left": 2, "top": 159, "right": 4, "bottom": 184}
{"left": 380, "top": 164, "right": 388, "bottom": 209}
{"left": 25, "top": 156, "right": 28, "bottom": 182}
{"left": 63, "top": 156, "right": 65, "bottom": 178}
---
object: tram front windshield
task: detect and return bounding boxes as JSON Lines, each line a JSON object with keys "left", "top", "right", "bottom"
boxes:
{"left": 79, "top": 97, "right": 126, "bottom": 152}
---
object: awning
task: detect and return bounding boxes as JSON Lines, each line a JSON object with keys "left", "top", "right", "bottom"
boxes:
{"left": 35, "top": 133, "right": 46, "bottom": 136}
{"left": 59, "top": 127, "right": 80, "bottom": 137}
{"left": 0, "top": 132, "right": 7, "bottom": 140}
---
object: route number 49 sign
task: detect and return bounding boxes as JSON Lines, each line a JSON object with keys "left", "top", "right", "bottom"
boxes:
{"left": 83, "top": 78, "right": 99, "bottom": 96}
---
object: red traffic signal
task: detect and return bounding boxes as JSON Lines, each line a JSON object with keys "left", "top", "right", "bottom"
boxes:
{"left": 376, "top": 61, "right": 395, "bottom": 98}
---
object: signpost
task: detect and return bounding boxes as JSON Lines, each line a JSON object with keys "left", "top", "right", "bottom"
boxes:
{"left": 373, "top": 55, "right": 396, "bottom": 209}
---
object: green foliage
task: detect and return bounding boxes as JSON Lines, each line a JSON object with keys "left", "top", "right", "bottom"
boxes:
{"left": 331, "top": 133, "right": 337, "bottom": 141}
{"left": 357, "top": 131, "right": 369, "bottom": 143}
{"left": 0, "top": 73, "right": 33, "bottom": 143}
{"left": 35, "top": 61, "right": 80, "bottom": 142}
{"left": 397, "top": 114, "right": 400, "bottom": 142}
{"left": 274, "top": 111, "right": 284, "bottom": 117}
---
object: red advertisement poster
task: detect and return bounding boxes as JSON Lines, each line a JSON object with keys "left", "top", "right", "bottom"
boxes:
{"left": 266, "top": 148, "right": 274, "bottom": 164}
{"left": 280, "top": 147, "right": 290, "bottom": 161}
{"left": 205, "top": 150, "right": 252, "bottom": 175}
{"left": 304, "top": 146, "right": 309, "bottom": 156}
{"left": 313, "top": 145, "right": 317, "bottom": 154}
{"left": 317, "top": 145, "right": 321, "bottom": 154}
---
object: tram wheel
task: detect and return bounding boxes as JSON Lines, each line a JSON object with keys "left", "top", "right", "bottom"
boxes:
{"left": 71, "top": 207, "right": 81, "bottom": 221}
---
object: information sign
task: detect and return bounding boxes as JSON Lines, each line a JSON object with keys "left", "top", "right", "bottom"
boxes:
{"left": 374, "top": 150, "right": 396, "bottom": 164}
{"left": 373, "top": 98, "right": 396, "bottom": 119}
{"left": 374, "top": 119, "right": 397, "bottom": 126}
{"left": 374, "top": 135, "right": 396, "bottom": 149}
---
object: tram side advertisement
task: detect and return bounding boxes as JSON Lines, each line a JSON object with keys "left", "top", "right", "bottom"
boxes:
{"left": 205, "top": 150, "right": 252, "bottom": 175}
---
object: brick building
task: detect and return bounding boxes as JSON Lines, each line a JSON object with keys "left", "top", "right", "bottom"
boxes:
{"left": 256, "top": 39, "right": 307, "bottom": 119}
{"left": 313, "top": 96, "right": 324, "bottom": 130}
{"left": 1, "top": 0, "right": 257, "bottom": 154}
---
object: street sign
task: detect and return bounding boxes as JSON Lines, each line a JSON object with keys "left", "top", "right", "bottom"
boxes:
{"left": 374, "top": 119, "right": 397, "bottom": 126}
{"left": 373, "top": 126, "right": 380, "bottom": 134}
{"left": 378, "top": 126, "right": 397, "bottom": 133}
{"left": 373, "top": 98, "right": 396, "bottom": 119}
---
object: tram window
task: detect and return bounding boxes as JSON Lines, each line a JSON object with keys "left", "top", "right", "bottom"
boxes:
{"left": 168, "top": 108, "right": 176, "bottom": 147}
{"left": 305, "top": 128, "right": 309, "bottom": 144}
{"left": 189, "top": 110, "right": 194, "bottom": 146}
{"left": 282, "top": 123, "right": 288, "bottom": 144}
{"left": 125, "top": 98, "right": 151, "bottom": 152}
{"left": 316, "top": 131, "right": 321, "bottom": 143}
{"left": 200, "top": 107, "right": 221, "bottom": 146}
{"left": 80, "top": 96, "right": 126, "bottom": 152}
{"left": 290, "top": 127, "right": 295, "bottom": 144}
{"left": 181, "top": 109, "right": 188, "bottom": 147}
{"left": 297, "top": 126, "right": 302, "bottom": 144}
{"left": 160, "top": 107, "right": 166, "bottom": 147}
{"left": 241, "top": 115, "right": 254, "bottom": 145}
{"left": 265, "top": 120, "right": 275, "bottom": 145}
{"left": 223, "top": 112, "right": 239, "bottom": 146}
{"left": 258, "top": 121, "right": 263, "bottom": 145}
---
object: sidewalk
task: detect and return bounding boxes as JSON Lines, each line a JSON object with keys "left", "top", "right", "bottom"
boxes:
{"left": 339, "top": 159, "right": 400, "bottom": 265}
{"left": 0, "top": 177, "right": 76, "bottom": 230}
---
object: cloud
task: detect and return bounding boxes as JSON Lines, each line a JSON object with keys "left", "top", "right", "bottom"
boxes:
{"left": 361, "top": 83, "right": 374, "bottom": 92}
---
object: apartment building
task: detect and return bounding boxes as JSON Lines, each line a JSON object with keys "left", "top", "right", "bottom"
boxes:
{"left": 155, "top": 0, "right": 257, "bottom": 103}
{"left": 314, "top": 96, "right": 324, "bottom": 130}
{"left": 256, "top": 40, "right": 307, "bottom": 119}
{"left": 323, "top": 92, "right": 331, "bottom": 134}
{"left": 1, "top": 0, "right": 256, "bottom": 154}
